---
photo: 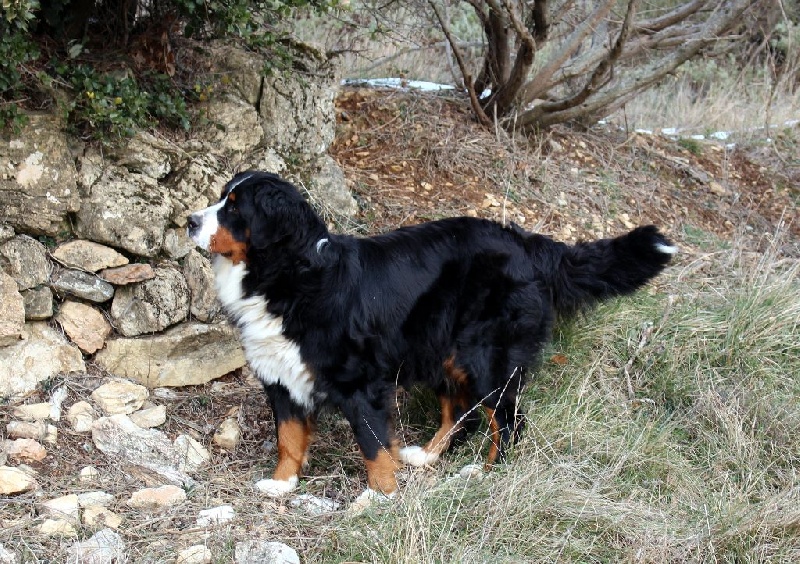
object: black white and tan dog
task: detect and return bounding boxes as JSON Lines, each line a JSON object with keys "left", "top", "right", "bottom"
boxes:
{"left": 187, "top": 171, "right": 676, "bottom": 500}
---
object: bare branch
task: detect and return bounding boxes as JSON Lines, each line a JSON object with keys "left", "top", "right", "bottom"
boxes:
{"left": 427, "top": 0, "right": 493, "bottom": 127}
{"left": 635, "top": 0, "right": 707, "bottom": 34}
{"left": 520, "top": 0, "right": 616, "bottom": 103}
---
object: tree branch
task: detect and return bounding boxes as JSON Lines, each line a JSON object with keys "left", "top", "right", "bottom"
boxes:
{"left": 635, "top": 0, "right": 707, "bottom": 34}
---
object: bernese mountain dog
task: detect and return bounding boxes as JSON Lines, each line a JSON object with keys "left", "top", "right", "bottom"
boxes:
{"left": 187, "top": 171, "right": 676, "bottom": 500}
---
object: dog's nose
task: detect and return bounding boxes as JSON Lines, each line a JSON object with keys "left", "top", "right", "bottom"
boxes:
{"left": 187, "top": 214, "right": 201, "bottom": 233}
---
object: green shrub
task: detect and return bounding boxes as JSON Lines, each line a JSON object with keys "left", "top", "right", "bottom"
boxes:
{"left": 0, "top": 0, "right": 40, "bottom": 131}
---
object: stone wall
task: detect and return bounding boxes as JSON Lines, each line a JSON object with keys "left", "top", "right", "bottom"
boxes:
{"left": 0, "top": 42, "right": 357, "bottom": 401}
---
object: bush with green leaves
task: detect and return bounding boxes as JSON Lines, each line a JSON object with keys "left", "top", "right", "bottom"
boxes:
{"left": 1, "top": 0, "right": 40, "bottom": 131}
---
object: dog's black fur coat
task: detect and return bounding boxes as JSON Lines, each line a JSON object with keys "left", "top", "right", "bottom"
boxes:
{"left": 189, "top": 171, "right": 675, "bottom": 493}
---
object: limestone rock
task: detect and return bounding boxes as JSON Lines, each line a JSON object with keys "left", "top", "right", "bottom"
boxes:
{"left": 0, "top": 224, "right": 13, "bottom": 244}
{"left": 174, "top": 434, "right": 210, "bottom": 472}
{"left": 196, "top": 504, "right": 235, "bottom": 527}
{"left": 114, "top": 131, "right": 173, "bottom": 179}
{"left": 91, "top": 414, "right": 194, "bottom": 484}
{"left": 163, "top": 228, "right": 194, "bottom": 259}
{"left": 40, "top": 494, "right": 80, "bottom": 521}
{"left": 289, "top": 494, "right": 341, "bottom": 515}
{"left": 66, "top": 401, "right": 96, "bottom": 433}
{"left": 307, "top": 155, "right": 358, "bottom": 218}
{"left": 75, "top": 166, "right": 171, "bottom": 257}
{"left": 91, "top": 378, "right": 149, "bottom": 415}
{"left": 4, "top": 438, "right": 47, "bottom": 462}
{"left": 82, "top": 506, "right": 123, "bottom": 530}
{"left": 0, "top": 235, "right": 50, "bottom": 290}
{"left": 209, "top": 44, "right": 264, "bottom": 105}
{"left": 12, "top": 402, "right": 51, "bottom": 421}
{"left": 129, "top": 405, "right": 166, "bottom": 428}
{"left": 99, "top": 263, "right": 155, "bottom": 286}
{"left": 0, "top": 466, "right": 37, "bottom": 494}
{"left": 0, "top": 542, "right": 16, "bottom": 564}
{"left": 235, "top": 541, "right": 300, "bottom": 564}
{"left": 38, "top": 519, "right": 77, "bottom": 537}
{"left": 176, "top": 545, "right": 212, "bottom": 564}
{"left": 79, "top": 466, "right": 100, "bottom": 483}
{"left": 51, "top": 268, "right": 115, "bottom": 303}
{"left": 108, "top": 266, "right": 189, "bottom": 336}
{"left": 6, "top": 420, "right": 57, "bottom": 443}
{"left": 213, "top": 418, "right": 241, "bottom": 451}
{"left": 95, "top": 322, "right": 245, "bottom": 387}
{"left": 0, "top": 114, "right": 81, "bottom": 236}
{"left": 51, "top": 240, "right": 128, "bottom": 272}
{"left": 21, "top": 286, "right": 53, "bottom": 320}
{"left": 259, "top": 48, "right": 336, "bottom": 155}
{"left": 77, "top": 491, "right": 115, "bottom": 508}
{"left": 242, "top": 148, "right": 286, "bottom": 175}
{"left": 127, "top": 484, "right": 186, "bottom": 510}
{"left": 0, "top": 323, "right": 85, "bottom": 399}
{"left": 183, "top": 250, "right": 219, "bottom": 322}
{"left": 168, "top": 154, "right": 228, "bottom": 228}
{"left": 0, "top": 272, "right": 25, "bottom": 346}
{"left": 56, "top": 301, "right": 112, "bottom": 354}
{"left": 65, "top": 528, "right": 125, "bottom": 563}
{"left": 200, "top": 97, "right": 263, "bottom": 154}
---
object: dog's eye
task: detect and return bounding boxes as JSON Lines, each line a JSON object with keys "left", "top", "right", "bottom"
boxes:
{"left": 227, "top": 201, "right": 238, "bottom": 214}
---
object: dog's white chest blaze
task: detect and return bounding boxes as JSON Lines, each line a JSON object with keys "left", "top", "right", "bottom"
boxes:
{"left": 212, "top": 256, "right": 315, "bottom": 409}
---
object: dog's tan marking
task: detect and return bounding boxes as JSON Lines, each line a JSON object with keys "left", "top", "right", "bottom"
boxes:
{"left": 483, "top": 406, "right": 501, "bottom": 469}
{"left": 273, "top": 418, "right": 313, "bottom": 482}
{"left": 422, "top": 395, "right": 463, "bottom": 458}
{"left": 363, "top": 443, "right": 401, "bottom": 494}
{"left": 209, "top": 226, "right": 248, "bottom": 265}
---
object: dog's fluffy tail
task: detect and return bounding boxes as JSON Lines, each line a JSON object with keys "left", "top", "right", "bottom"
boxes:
{"left": 526, "top": 225, "right": 677, "bottom": 316}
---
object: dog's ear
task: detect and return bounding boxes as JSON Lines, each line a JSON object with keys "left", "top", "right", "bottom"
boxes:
{"left": 248, "top": 181, "right": 323, "bottom": 251}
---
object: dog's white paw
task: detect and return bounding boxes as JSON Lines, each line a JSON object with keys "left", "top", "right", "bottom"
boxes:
{"left": 399, "top": 445, "right": 439, "bottom": 467}
{"left": 255, "top": 476, "right": 298, "bottom": 497}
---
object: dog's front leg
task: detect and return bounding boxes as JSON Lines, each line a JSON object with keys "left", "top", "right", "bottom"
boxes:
{"left": 256, "top": 384, "right": 314, "bottom": 497}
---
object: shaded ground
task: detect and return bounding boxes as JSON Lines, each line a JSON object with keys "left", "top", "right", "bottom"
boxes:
{"left": 1, "top": 86, "right": 797, "bottom": 561}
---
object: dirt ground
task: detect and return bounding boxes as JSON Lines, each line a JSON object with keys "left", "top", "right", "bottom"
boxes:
{"left": 1, "top": 86, "right": 797, "bottom": 561}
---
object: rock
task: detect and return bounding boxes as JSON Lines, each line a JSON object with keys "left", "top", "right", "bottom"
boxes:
{"left": 79, "top": 466, "right": 100, "bottom": 483}
{"left": 0, "top": 272, "right": 25, "bottom": 346}
{"left": 12, "top": 402, "right": 51, "bottom": 421}
{"left": 174, "top": 434, "right": 210, "bottom": 472}
{"left": 56, "top": 301, "right": 112, "bottom": 354}
{"left": 162, "top": 228, "right": 193, "bottom": 259}
{"left": 108, "top": 267, "right": 189, "bottom": 336}
{"left": 307, "top": 155, "right": 358, "bottom": 218}
{"left": 0, "top": 235, "right": 50, "bottom": 290}
{"left": 65, "top": 528, "right": 125, "bottom": 563}
{"left": 259, "top": 48, "right": 336, "bottom": 155}
{"left": 66, "top": 401, "right": 97, "bottom": 433}
{"left": 77, "top": 491, "right": 115, "bottom": 508}
{"left": 129, "top": 405, "right": 166, "bottom": 428}
{"left": 91, "top": 414, "right": 194, "bottom": 484}
{"left": 209, "top": 44, "right": 264, "bottom": 105}
{"left": 95, "top": 322, "right": 245, "bottom": 387}
{"left": 0, "top": 466, "right": 37, "bottom": 494}
{"left": 0, "top": 323, "right": 85, "bottom": 399}
{"left": 50, "top": 268, "right": 115, "bottom": 303}
{"left": 0, "top": 542, "right": 16, "bottom": 564}
{"left": 7, "top": 420, "right": 57, "bottom": 443}
{"left": 4, "top": 438, "right": 47, "bottom": 462}
{"left": 21, "top": 286, "right": 53, "bottom": 320}
{"left": 183, "top": 250, "right": 219, "bottom": 321}
{"left": 235, "top": 541, "right": 300, "bottom": 564}
{"left": 99, "top": 263, "right": 155, "bottom": 286}
{"left": 213, "top": 418, "right": 241, "bottom": 451}
{"left": 114, "top": 131, "right": 173, "bottom": 179}
{"left": 0, "top": 224, "right": 13, "bottom": 244}
{"left": 38, "top": 519, "right": 78, "bottom": 537}
{"left": 50, "top": 386, "right": 68, "bottom": 420}
{"left": 75, "top": 166, "right": 172, "bottom": 257}
{"left": 243, "top": 148, "right": 286, "bottom": 175}
{"left": 40, "top": 494, "right": 80, "bottom": 521}
{"left": 196, "top": 504, "right": 235, "bottom": 527}
{"left": 90, "top": 379, "right": 149, "bottom": 415}
{"left": 51, "top": 240, "right": 128, "bottom": 272}
{"left": 127, "top": 484, "right": 186, "bottom": 510}
{"left": 0, "top": 114, "right": 81, "bottom": 236}
{"left": 168, "top": 154, "right": 228, "bottom": 228}
{"left": 201, "top": 97, "right": 263, "bottom": 154}
{"left": 82, "top": 506, "right": 122, "bottom": 530}
{"left": 176, "top": 546, "right": 212, "bottom": 564}
{"left": 289, "top": 494, "right": 341, "bottom": 515}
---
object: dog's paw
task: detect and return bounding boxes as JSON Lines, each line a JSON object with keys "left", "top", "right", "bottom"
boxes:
{"left": 399, "top": 445, "right": 439, "bottom": 467}
{"left": 255, "top": 476, "right": 298, "bottom": 497}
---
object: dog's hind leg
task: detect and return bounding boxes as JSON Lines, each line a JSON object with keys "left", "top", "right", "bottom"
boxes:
{"left": 256, "top": 384, "right": 314, "bottom": 497}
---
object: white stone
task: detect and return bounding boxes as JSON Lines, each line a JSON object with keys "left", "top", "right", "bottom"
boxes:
{"left": 174, "top": 434, "right": 210, "bottom": 472}
{"left": 213, "top": 418, "right": 241, "bottom": 450}
{"left": 127, "top": 484, "right": 186, "bottom": 510}
{"left": 66, "top": 528, "right": 125, "bottom": 563}
{"left": 4, "top": 438, "right": 47, "bottom": 462}
{"left": 90, "top": 378, "right": 149, "bottom": 415}
{"left": 235, "top": 541, "right": 300, "bottom": 564}
{"left": 176, "top": 545, "right": 212, "bottom": 564}
{"left": 0, "top": 465, "right": 37, "bottom": 494}
{"left": 289, "top": 494, "right": 341, "bottom": 515}
{"left": 66, "top": 401, "right": 96, "bottom": 433}
{"left": 40, "top": 494, "right": 80, "bottom": 521}
{"left": 82, "top": 506, "right": 123, "bottom": 530}
{"left": 196, "top": 504, "right": 236, "bottom": 527}
{"left": 129, "top": 405, "right": 166, "bottom": 429}
{"left": 11, "top": 402, "right": 51, "bottom": 422}
{"left": 79, "top": 465, "right": 100, "bottom": 483}
{"left": 38, "top": 519, "right": 78, "bottom": 537}
{"left": 77, "top": 491, "right": 115, "bottom": 508}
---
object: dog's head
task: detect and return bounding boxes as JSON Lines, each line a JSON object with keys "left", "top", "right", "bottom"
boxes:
{"left": 187, "top": 171, "right": 326, "bottom": 263}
